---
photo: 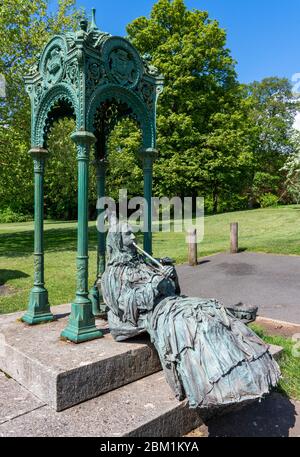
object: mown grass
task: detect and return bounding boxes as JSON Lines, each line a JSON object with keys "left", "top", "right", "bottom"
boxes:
{"left": 1, "top": 205, "right": 300, "bottom": 314}
{"left": 250, "top": 323, "right": 300, "bottom": 401}
{"left": 1, "top": 207, "right": 299, "bottom": 401}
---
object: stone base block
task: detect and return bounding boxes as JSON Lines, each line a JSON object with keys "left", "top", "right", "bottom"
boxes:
{"left": 0, "top": 304, "right": 283, "bottom": 414}
{"left": 0, "top": 304, "right": 161, "bottom": 411}
{"left": 0, "top": 371, "right": 203, "bottom": 437}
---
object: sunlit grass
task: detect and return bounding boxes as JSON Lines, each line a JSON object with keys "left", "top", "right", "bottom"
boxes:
{"left": 1, "top": 205, "right": 300, "bottom": 314}
{"left": 250, "top": 323, "right": 300, "bottom": 400}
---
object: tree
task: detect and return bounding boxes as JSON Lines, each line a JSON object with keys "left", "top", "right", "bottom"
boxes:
{"left": 0, "top": 0, "right": 79, "bottom": 216}
{"left": 246, "top": 77, "right": 299, "bottom": 204}
{"left": 126, "top": 0, "right": 254, "bottom": 212}
{"left": 280, "top": 131, "right": 300, "bottom": 204}
{"left": 45, "top": 118, "right": 78, "bottom": 219}
{"left": 106, "top": 118, "right": 143, "bottom": 201}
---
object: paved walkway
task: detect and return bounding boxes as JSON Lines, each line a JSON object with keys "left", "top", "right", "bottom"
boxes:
{"left": 177, "top": 252, "right": 300, "bottom": 324}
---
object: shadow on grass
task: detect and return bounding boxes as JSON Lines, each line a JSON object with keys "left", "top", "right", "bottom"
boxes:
{"left": 0, "top": 227, "right": 79, "bottom": 257}
{"left": 0, "top": 269, "right": 29, "bottom": 285}
{"left": 0, "top": 226, "right": 144, "bottom": 258}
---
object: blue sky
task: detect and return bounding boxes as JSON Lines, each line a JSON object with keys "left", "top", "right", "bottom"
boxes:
{"left": 49, "top": 0, "right": 300, "bottom": 85}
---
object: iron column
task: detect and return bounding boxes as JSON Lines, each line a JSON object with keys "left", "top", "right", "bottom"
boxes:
{"left": 61, "top": 131, "right": 102, "bottom": 342}
{"left": 142, "top": 148, "right": 157, "bottom": 255}
{"left": 89, "top": 157, "right": 107, "bottom": 316}
{"left": 22, "top": 148, "right": 53, "bottom": 324}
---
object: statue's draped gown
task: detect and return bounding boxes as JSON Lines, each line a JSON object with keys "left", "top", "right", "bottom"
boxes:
{"left": 101, "top": 227, "right": 280, "bottom": 409}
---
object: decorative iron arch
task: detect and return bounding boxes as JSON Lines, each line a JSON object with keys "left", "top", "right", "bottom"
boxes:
{"left": 33, "top": 83, "right": 79, "bottom": 147}
{"left": 87, "top": 84, "right": 155, "bottom": 149}
{"left": 22, "top": 9, "right": 163, "bottom": 343}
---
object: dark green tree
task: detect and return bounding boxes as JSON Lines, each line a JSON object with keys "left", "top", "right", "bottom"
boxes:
{"left": 246, "top": 77, "right": 299, "bottom": 205}
{"left": 126, "top": 0, "right": 255, "bottom": 212}
{"left": 0, "top": 0, "right": 79, "bottom": 216}
{"left": 106, "top": 119, "right": 143, "bottom": 201}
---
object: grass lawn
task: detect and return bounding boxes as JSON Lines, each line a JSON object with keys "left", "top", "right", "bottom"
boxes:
{"left": 250, "top": 324, "right": 300, "bottom": 401}
{"left": 1, "top": 205, "right": 299, "bottom": 401}
{"left": 1, "top": 204, "right": 300, "bottom": 315}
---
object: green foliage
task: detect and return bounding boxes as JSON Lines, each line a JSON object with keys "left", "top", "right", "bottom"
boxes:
{"left": 252, "top": 172, "right": 280, "bottom": 199}
{"left": 106, "top": 118, "right": 143, "bottom": 200}
{"left": 0, "top": 0, "right": 79, "bottom": 216}
{"left": 259, "top": 193, "right": 279, "bottom": 208}
{"left": 250, "top": 324, "right": 300, "bottom": 400}
{"left": 0, "top": 207, "right": 31, "bottom": 223}
{"left": 247, "top": 77, "right": 297, "bottom": 158}
{"left": 281, "top": 131, "right": 300, "bottom": 204}
{"left": 45, "top": 118, "right": 77, "bottom": 219}
{"left": 246, "top": 77, "right": 299, "bottom": 205}
{"left": 0, "top": 0, "right": 299, "bottom": 218}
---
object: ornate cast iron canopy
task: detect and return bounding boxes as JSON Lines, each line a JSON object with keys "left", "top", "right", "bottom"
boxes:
{"left": 24, "top": 9, "right": 163, "bottom": 150}
{"left": 22, "top": 9, "right": 163, "bottom": 342}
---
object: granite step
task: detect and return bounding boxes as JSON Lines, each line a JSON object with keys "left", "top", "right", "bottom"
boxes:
{"left": 0, "top": 370, "right": 203, "bottom": 437}
{"left": 0, "top": 304, "right": 283, "bottom": 413}
{"left": 0, "top": 304, "right": 161, "bottom": 411}
{"left": 0, "top": 343, "right": 283, "bottom": 437}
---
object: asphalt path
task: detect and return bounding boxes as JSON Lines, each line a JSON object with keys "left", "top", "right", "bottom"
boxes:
{"left": 176, "top": 252, "right": 300, "bottom": 324}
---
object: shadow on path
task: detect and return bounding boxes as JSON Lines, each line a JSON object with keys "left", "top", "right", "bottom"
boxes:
{"left": 206, "top": 392, "right": 297, "bottom": 437}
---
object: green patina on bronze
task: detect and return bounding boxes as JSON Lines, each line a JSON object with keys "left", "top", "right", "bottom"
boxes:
{"left": 22, "top": 9, "right": 163, "bottom": 342}
{"left": 101, "top": 218, "right": 281, "bottom": 409}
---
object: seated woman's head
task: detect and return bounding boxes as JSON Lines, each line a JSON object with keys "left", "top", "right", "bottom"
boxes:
{"left": 106, "top": 213, "right": 137, "bottom": 263}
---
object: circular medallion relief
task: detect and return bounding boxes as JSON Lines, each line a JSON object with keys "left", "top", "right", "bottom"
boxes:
{"left": 40, "top": 37, "right": 66, "bottom": 87}
{"left": 102, "top": 37, "right": 142, "bottom": 89}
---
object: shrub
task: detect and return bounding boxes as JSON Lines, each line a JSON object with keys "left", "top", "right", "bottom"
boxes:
{"left": 259, "top": 193, "right": 279, "bottom": 208}
{"left": 0, "top": 207, "right": 31, "bottom": 223}
{"left": 218, "top": 195, "right": 249, "bottom": 213}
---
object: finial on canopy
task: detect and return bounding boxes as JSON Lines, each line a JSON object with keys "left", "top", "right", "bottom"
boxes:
{"left": 90, "top": 8, "right": 99, "bottom": 31}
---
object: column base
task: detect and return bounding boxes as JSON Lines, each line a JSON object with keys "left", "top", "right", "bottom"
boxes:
{"left": 61, "top": 301, "right": 103, "bottom": 343}
{"left": 22, "top": 287, "right": 54, "bottom": 325}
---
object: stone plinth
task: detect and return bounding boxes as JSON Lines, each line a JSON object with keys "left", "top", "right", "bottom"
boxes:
{"left": 0, "top": 304, "right": 283, "bottom": 416}
{"left": 0, "top": 371, "right": 203, "bottom": 437}
{"left": 0, "top": 305, "right": 161, "bottom": 411}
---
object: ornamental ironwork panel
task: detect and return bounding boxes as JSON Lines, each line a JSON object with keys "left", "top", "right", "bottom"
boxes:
{"left": 24, "top": 10, "right": 163, "bottom": 151}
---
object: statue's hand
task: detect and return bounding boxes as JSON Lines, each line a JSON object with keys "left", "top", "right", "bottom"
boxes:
{"left": 162, "top": 265, "right": 176, "bottom": 279}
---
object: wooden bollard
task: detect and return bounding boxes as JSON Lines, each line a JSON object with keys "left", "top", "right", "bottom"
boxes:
{"left": 230, "top": 222, "right": 238, "bottom": 254}
{"left": 187, "top": 228, "right": 197, "bottom": 266}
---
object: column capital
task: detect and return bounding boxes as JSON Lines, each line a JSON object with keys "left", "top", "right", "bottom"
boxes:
{"left": 141, "top": 148, "right": 157, "bottom": 171}
{"left": 29, "top": 148, "right": 48, "bottom": 173}
{"left": 141, "top": 148, "right": 158, "bottom": 160}
{"left": 71, "top": 130, "right": 96, "bottom": 146}
{"left": 29, "top": 147, "right": 49, "bottom": 160}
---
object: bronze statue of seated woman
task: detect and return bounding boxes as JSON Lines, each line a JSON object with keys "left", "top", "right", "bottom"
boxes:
{"left": 101, "top": 217, "right": 280, "bottom": 410}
